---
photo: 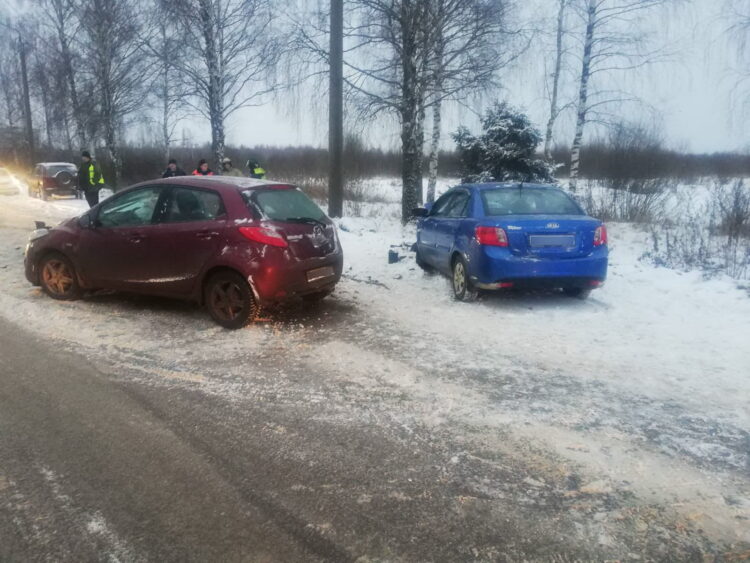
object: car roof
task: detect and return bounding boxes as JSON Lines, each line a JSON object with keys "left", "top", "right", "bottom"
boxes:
{"left": 131, "top": 176, "right": 294, "bottom": 193}
{"left": 36, "top": 162, "right": 77, "bottom": 167}
{"left": 462, "top": 182, "right": 562, "bottom": 191}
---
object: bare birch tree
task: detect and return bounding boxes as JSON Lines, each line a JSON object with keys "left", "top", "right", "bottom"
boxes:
{"left": 425, "top": 0, "right": 515, "bottom": 203}
{"left": 141, "top": 1, "right": 190, "bottom": 161}
{"left": 165, "top": 0, "right": 284, "bottom": 169}
{"left": 308, "top": 0, "right": 512, "bottom": 218}
{"left": 41, "top": 0, "right": 89, "bottom": 148}
{"left": 543, "top": 0, "right": 570, "bottom": 161}
{"left": 568, "top": 0, "right": 673, "bottom": 192}
{"left": 76, "top": 0, "right": 145, "bottom": 186}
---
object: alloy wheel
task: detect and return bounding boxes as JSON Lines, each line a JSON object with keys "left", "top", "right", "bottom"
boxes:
{"left": 41, "top": 259, "right": 75, "bottom": 296}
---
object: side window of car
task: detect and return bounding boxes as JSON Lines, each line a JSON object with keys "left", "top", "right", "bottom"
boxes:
{"left": 430, "top": 192, "right": 457, "bottom": 217}
{"left": 97, "top": 187, "right": 164, "bottom": 228}
{"left": 444, "top": 191, "right": 470, "bottom": 218}
{"left": 164, "top": 187, "right": 226, "bottom": 223}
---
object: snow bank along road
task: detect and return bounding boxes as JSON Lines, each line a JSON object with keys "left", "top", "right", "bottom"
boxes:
{"left": 0, "top": 190, "right": 748, "bottom": 561}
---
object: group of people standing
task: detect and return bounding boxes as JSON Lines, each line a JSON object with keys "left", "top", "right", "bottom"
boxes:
{"left": 77, "top": 151, "right": 267, "bottom": 208}
{"left": 162, "top": 157, "right": 266, "bottom": 180}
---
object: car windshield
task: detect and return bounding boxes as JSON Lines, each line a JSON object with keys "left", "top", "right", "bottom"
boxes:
{"left": 245, "top": 188, "right": 326, "bottom": 222}
{"left": 46, "top": 165, "right": 76, "bottom": 175}
{"left": 481, "top": 188, "right": 583, "bottom": 216}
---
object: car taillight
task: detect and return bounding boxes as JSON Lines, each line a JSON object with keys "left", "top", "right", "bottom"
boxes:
{"left": 594, "top": 224, "right": 608, "bottom": 246}
{"left": 475, "top": 226, "right": 508, "bottom": 247}
{"left": 238, "top": 226, "right": 288, "bottom": 248}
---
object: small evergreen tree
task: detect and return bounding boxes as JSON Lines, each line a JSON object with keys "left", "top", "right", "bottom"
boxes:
{"left": 453, "top": 102, "right": 554, "bottom": 183}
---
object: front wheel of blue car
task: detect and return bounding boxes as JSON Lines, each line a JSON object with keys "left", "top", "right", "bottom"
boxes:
{"left": 452, "top": 257, "right": 478, "bottom": 302}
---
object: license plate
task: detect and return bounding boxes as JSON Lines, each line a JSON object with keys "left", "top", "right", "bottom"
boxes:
{"left": 529, "top": 234, "right": 576, "bottom": 248}
{"left": 306, "top": 266, "right": 335, "bottom": 283}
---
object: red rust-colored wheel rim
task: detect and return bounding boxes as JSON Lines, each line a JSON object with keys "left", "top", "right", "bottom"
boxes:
{"left": 41, "top": 259, "right": 74, "bottom": 296}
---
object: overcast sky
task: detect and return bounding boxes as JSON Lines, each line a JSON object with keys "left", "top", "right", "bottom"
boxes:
{"left": 220, "top": 0, "right": 748, "bottom": 154}
{"left": 3, "top": 0, "right": 747, "bottom": 153}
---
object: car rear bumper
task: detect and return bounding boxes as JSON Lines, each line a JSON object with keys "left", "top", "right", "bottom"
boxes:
{"left": 248, "top": 253, "right": 344, "bottom": 304}
{"left": 470, "top": 247, "right": 608, "bottom": 287}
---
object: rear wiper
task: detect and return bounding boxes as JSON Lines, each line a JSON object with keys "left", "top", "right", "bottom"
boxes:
{"left": 283, "top": 216, "right": 327, "bottom": 227}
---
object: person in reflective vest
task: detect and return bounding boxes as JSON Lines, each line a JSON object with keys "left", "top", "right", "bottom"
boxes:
{"left": 247, "top": 160, "right": 266, "bottom": 179}
{"left": 78, "top": 150, "right": 105, "bottom": 208}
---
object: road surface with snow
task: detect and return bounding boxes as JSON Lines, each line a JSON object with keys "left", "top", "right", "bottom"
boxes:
{"left": 0, "top": 185, "right": 748, "bottom": 561}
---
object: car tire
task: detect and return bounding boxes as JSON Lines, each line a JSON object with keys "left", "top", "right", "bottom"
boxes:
{"left": 39, "top": 253, "right": 82, "bottom": 300}
{"left": 303, "top": 289, "right": 332, "bottom": 303}
{"left": 415, "top": 247, "right": 433, "bottom": 273}
{"left": 563, "top": 287, "right": 592, "bottom": 299}
{"left": 205, "top": 271, "right": 258, "bottom": 329}
{"left": 452, "top": 256, "right": 478, "bottom": 302}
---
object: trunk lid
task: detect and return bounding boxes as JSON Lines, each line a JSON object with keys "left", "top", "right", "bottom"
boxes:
{"left": 484, "top": 215, "right": 601, "bottom": 258}
{"left": 267, "top": 219, "right": 338, "bottom": 260}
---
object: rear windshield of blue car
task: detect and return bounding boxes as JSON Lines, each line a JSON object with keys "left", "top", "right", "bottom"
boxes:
{"left": 244, "top": 188, "right": 326, "bottom": 221}
{"left": 481, "top": 188, "right": 583, "bottom": 216}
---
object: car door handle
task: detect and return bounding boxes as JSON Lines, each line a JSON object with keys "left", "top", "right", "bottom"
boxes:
{"left": 196, "top": 231, "right": 219, "bottom": 239}
{"left": 128, "top": 234, "right": 147, "bottom": 243}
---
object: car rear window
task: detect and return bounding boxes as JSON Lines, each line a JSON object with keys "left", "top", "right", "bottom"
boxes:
{"left": 481, "top": 188, "right": 583, "bottom": 216}
{"left": 244, "top": 188, "right": 325, "bottom": 222}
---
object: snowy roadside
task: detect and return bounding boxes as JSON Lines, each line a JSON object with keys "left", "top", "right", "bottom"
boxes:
{"left": 0, "top": 185, "right": 748, "bottom": 550}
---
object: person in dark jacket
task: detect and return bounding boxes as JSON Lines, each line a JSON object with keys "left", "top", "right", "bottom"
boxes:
{"left": 78, "top": 150, "right": 105, "bottom": 208}
{"left": 162, "top": 158, "right": 186, "bottom": 178}
{"left": 191, "top": 159, "right": 214, "bottom": 176}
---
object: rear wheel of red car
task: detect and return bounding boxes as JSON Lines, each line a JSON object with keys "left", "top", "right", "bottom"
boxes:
{"left": 205, "top": 272, "right": 258, "bottom": 329}
{"left": 39, "top": 253, "right": 81, "bottom": 300}
{"left": 563, "top": 287, "right": 592, "bottom": 299}
{"left": 452, "top": 256, "right": 478, "bottom": 302}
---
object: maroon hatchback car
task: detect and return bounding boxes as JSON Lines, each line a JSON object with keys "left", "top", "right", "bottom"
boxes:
{"left": 24, "top": 177, "right": 343, "bottom": 328}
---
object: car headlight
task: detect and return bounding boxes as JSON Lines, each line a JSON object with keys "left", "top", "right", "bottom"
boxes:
{"left": 28, "top": 228, "right": 49, "bottom": 242}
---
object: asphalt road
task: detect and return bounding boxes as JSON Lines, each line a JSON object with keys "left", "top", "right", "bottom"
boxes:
{"left": 0, "top": 315, "right": 612, "bottom": 563}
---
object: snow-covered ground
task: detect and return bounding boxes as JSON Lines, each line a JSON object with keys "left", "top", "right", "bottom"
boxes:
{"left": 0, "top": 178, "right": 748, "bottom": 553}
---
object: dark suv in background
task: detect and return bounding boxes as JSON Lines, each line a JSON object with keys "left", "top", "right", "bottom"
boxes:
{"left": 31, "top": 162, "right": 81, "bottom": 200}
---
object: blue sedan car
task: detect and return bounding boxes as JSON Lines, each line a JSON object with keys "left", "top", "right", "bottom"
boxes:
{"left": 414, "top": 183, "right": 608, "bottom": 301}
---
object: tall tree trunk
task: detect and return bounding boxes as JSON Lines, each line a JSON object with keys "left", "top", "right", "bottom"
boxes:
{"left": 101, "top": 72, "right": 120, "bottom": 186}
{"left": 401, "top": 102, "right": 424, "bottom": 223}
{"left": 104, "top": 122, "right": 121, "bottom": 187}
{"left": 399, "top": 1, "right": 427, "bottom": 222}
{"left": 18, "top": 34, "right": 35, "bottom": 166}
{"left": 426, "top": 97, "right": 441, "bottom": 204}
{"left": 544, "top": 0, "right": 567, "bottom": 162}
{"left": 569, "top": 0, "right": 596, "bottom": 193}
{"left": 52, "top": 0, "right": 86, "bottom": 148}
{"left": 199, "top": 0, "right": 225, "bottom": 169}
{"left": 328, "top": 0, "right": 344, "bottom": 218}
{"left": 62, "top": 110, "right": 73, "bottom": 150}
{"left": 162, "top": 60, "right": 171, "bottom": 161}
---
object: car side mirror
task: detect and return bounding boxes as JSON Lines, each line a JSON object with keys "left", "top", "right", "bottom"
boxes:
{"left": 412, "top": 207, "right": 428, "bottom": 218}
{"left": 78, "top": 214, "right": 93, "bottom": 229}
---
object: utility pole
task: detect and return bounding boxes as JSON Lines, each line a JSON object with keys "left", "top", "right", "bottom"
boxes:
{"left": 328, "top": 0, "right": 344, "bottom": 217}
{"left": 18, "top": 31, "right": 35, "bottom": 166}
